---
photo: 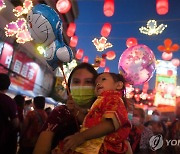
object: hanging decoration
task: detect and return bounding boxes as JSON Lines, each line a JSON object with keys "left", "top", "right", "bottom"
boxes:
{"left": 171, "top": 58, "right": 180, "bottom": 67}
{"left": 139, "top": 20, "right": 167, "bottom": 35}
{"left": 156, "top": 0, "right": 169, "bottom": 15}
{"left": 82, "top": 56, "right": 89, "bottom": 63}
{"left": 126, "top": 37, "right": 138, "bottom": 48}
{"left": 157, "top": 38, "right": 179, "bottom": 54}
{"left": 75, "top": 49, "right": 84, "bottom": 60}
{"left": 67, "top": 22, "right": 76, "bottom": 37}
{"left": 4, "top": 18, "right": 32, "bottom": 44}
{"left": 103, "top": 0, "right": 114, "bottom": 17}
{"left": 56, "top": 0, "right": 71, "bottom": 14}
{"left": 13, "top": 0, "right": 33, "bottom": 17}
{"left": 118, "top": 44, "right": 156, "bottom": 85}
{"left": 104, "top": 67, "right": 110, "bottom": 72}
{"left": 70, "top": 35, "right": 78, "bottom": 47}
{"left": 106, "top": 50, "right": 116, "bottom": 60}
{"left": 162, "top": 52, "right": 172, "bottom": 61}
{"left": 0, "top": 0, "right": 6, "bottom": 11}
{"left": 92, "top": 37, "right": 113, "bottom": 52}
{"left": 101, "top": 23, "right": 112, "bottom": 37}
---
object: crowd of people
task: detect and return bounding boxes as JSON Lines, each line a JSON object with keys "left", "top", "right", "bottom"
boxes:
{"left": 0, "top": 62, "right": 180, "bottom": 154}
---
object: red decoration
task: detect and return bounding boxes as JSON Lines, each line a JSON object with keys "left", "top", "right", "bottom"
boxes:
{"left": 70, "top": 35, "right": 78, "bottom": 47}
{"left": 106, "top": 50, "right": 116, "bottom": 60}
{"left": 126, "top": 37, "right": 138, "bottom": 48}
{"left": 67, "top": 22, "right": 76, "bottom": 37}
{"left": 100, "top": 58, "right": 106, "bottom": 67}
{"left": 156, "top": 0, "right": 169, "bottom": 15}
{"left": 83, "top": 56, "right": 89, "bottom": 63}
{"left": 75, "top": 49, "right": 84, "bottom": 60}
{"left": 56, "top": 0, "right": 71, "bottom": 14}
{"left": 167, "top": 70, "right": 173, "bottom": 76}
{"left": 158, "top": 38, "right": 179, "bottom": 54}
{"left": 162, "top": 52, "right": 172, "bottom": 61}
{"left": 171, "top": 58, "right": 180, "bottom": 67}
{"left": 104, "top": 67, "right": 110, "bottom": 72}
{"left": 101, "top": 23, "right": 112, "bottom": 37}
{"left": 103, "top": 0, "right": 114, "bottom": 17}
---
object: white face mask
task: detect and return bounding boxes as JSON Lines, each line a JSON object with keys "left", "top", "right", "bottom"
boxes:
{"left": 151, "top": 115, "right": 160, "bottom": 122}
{"left": 132, "top": 117, "right": 141, "bottom": 126}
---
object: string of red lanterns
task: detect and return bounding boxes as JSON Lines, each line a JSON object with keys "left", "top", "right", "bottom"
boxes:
{"left": 101, "top": 23, "right": 112, "bottom": 37}
{"left": 103, "top": 0, "right": 114, "bottom": 17}
{"left": 156, "top": 0, "right": 169, "bottom": 15}
{"left": 56, "top": 0, "right": 71, "bottom": 14}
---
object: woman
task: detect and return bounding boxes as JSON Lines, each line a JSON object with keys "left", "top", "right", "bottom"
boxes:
{"left": 129, "top": 108, "right": 155, "bottom": 154}
{"left": 33, "top": 63, "right": 98, "bottom": 154}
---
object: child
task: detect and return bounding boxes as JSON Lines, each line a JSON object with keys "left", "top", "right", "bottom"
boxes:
{"left": 63, "top": 72, "right": 131, "bottom": 154}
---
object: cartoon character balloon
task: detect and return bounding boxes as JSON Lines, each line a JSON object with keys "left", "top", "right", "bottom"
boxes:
{"left": 26, "top": 4, "right": 73, "bottom": 70}
{"left": 118, "top": 44, "right": 156, "bottom": 85}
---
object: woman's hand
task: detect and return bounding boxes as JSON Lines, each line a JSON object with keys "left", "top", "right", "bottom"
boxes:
{"left": 63, "top": 132, "right": 85, "bottom": 153}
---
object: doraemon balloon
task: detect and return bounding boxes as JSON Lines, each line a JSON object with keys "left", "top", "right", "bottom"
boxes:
{"left": 26, "top": 4, "right": 73, "bottom": 70}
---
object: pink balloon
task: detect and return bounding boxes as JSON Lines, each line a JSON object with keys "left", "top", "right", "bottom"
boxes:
{"left": 171, "top": 58, "right": 180, "bottom": 66}
{"left": 118, "top": 44, "right": 156, "bottom": 85}
{"left": 162, "top": 52, "right": 172, "bottom": 61}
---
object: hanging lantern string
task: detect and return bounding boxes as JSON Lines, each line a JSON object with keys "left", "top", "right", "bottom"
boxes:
{"left": 59, "top": 62, "right": 71, "bottom": 96}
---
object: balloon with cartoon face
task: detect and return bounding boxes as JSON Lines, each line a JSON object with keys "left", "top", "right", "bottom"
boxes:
{"left": 27, "top": 4, "right": 73, "bottom": 70}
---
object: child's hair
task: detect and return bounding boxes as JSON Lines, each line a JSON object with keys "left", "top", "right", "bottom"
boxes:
{"left": 97, "top": 72, "right": 127, "bottom": 108}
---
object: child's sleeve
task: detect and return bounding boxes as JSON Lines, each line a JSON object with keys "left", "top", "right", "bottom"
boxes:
{"left": 102, "top": 96, "right": 129, "bottom": 131}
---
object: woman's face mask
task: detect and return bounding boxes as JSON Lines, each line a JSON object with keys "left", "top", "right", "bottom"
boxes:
{"left": 132, "top": 116, "right": 141, "bottom": 126}
{"left": 151, "top": 115, "right": 160, "bottom": 122}
{"left": 128, "top": 113, "right": 133, "bottom": 121}
{"left": 71, "top": 86, "right": 95, "bottom": 106}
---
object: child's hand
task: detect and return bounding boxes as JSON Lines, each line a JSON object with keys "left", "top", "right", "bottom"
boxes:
{"left": 63, "top": 132, "right": 85, "bottom": 153}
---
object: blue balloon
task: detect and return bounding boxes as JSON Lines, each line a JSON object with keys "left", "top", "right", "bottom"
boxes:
{"left": 27, "top": 4, "right": 73, "bottom": 70}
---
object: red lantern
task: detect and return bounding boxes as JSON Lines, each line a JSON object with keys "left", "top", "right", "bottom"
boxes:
{"left": 67, "top": 22, "right": 76, "bottom": 37}
{"left": 171, "top": 59, "right": 180, "bottom": 66}
{"left": 83, "top": 56, "right": 89, "bottom": 63}
{"left": 103, "top": 0, "right": 114, "bottom": 17}
{"left": 75, "top": 49, "right": 84, "bottom": 60}
{"left": 162, "top": 52, "right": 172, "bottom": 61}
{"left": 100, "top": 58, "right": 106, "bottom": 67}
{"left": 70, "top": 35, "right": 78, "bottom": 47}
{"left": 104, "top": 67, "right": 110, "bottom": 72}
{"left": 156, "top": 0, "right": 169, "bottom": 15}
{"left": 101, "top": 23, "right": 112, "bottom": 37}
{"left": 126, "top": 37, "right": 138, "bottom": 48}
{"left": 56, "top": 0, "right": 71, "bottom": 14}
{"left": 106, "top": 51, "right": 116, "bottom": 60}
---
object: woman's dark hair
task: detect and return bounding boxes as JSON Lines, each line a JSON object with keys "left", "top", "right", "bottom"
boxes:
{"left": 14, "top": 94, "right": 25, "bottom": 107}
{"left": 96, "top": 72, "right": 127, "bottom": 108}
{"left": 0, "top": 73, "right": 10, "bottom": 91}
{"left": 67, "top": 62, "right": 98, "bottom": 90}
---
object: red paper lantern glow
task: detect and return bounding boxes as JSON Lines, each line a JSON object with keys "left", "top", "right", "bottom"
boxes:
{"left": 156, "top": 0, "right": 169, "bottom": 15}
{"left": 67, "top": 22, "right": 76, "bottom": 37}
{"left": 56, "top": 0, "right": 71, "bottom": 14}
{"left": 126, "top": 37, "right": 138, "bottom": 48}
{"left": 100, "top": 58, "right": 106, "bottom": 67}
{"left": 75, "top": 49, "right": 84, "bottom": 60}
{"left": 101, "top": 23, "right": 112, "bottom": 37}
{"left": 70, "top": 35, "right": 78, "bottom": 47}
{"left": 83, "top": 56, "right": 89, "bottom": 63}
{"left": 103, "top": 0, "right": 114, "bottom": 17}
{"left": 162, "top": 52, "right": 172, "bottom": 61}
{"left": 171, "top": 59, "right": 180, "bottom": 67}
{"left": 104, "top": 67, "right": 110, "bottom": 72}
{"left": 106, "top": 50, "right": 116, "bottom": 60}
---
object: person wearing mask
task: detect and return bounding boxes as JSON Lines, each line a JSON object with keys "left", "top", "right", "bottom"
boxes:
{"left": 0, "top": 73, "right": 19, "bottom": 154}
{"left": 18, "top": 96, "right": 48, "bottom": 154}
{"left": 167, "top": 96, "right": 180, "bottom": 154}
{"left": 33, "top": 63, "right": 98, "bottom": 154}
{"left": 63, "top": 72, "right": 131, "bottom": 154}
{"left": 129, "top": 108, "right": 155, "bottom": 154}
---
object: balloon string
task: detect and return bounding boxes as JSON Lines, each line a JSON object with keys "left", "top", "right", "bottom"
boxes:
{"left": 59, "top": 64, "right": 70, "bottom": 96}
